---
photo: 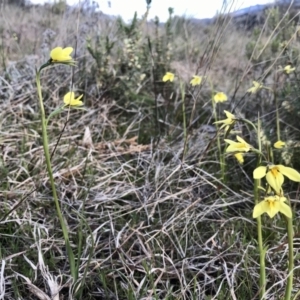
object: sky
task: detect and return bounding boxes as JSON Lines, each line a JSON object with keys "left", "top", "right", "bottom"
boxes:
{"left": 30, "top": 0, "right": 275, "bottom": 22}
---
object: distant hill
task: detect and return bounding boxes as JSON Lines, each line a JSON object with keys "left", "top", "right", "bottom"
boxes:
{"left": 189, "top": 1, "right": 300, "bottom": 29}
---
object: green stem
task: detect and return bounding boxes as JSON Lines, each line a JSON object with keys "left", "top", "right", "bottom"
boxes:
{"left": 254, "top": 180, "right": 266, "bottom": 299}
{"left": 284, "top": 211, "right": 294, "bottom": 300}
{"left": 255, "top": 117, "right": 266, "bottom": 299}
{"left": 212, "top": 102, "right": 225, "bottom": 182}
{"left": 208, "top": 78, "right": 225, "bottom": 182}
{"left": 36, "top": 70, "right": 76, "bottom": 280}
{"left": 274, "top": 91, "right": 281, "bottom": 141}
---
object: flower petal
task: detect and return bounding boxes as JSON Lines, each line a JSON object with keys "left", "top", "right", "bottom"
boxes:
{"left": 162, "top": 72, "right": 175, "bottom": 82}
{"left": 253, "top": 166, "right": 267, "bottom": 179}
{"left": 50, "top": 46, "right": 73, "bottom": 61}
{"left": 214, "top": 92, "right": 228, "bottom": 103}
{"left": 267, "top": 200, "right": 280, "bottom": 218}
{"left": 224, "top": 110, "right": 235, "bottom": 119}
{"left": 226, "top": 143, "right": 250, "bottom": 153}
{"left": 50, "top": 47, "right": 62, "bottom": 60}
{"left": 278, "top": 165, "right": 300, "bottom": 182}
{"left": 63, "top": 47, "right": 73, "bottom": 56}
{"left": 63, "top": 92, "right": 74, "bottom": 105}
{"left": 190, "top": 75, "right": 202, "bottom": 86}
{"left": 76, "top": 94, "right": 83, "bottom": 101}
{"left": 234, "top": 153, "right": 244, "bottom": 164}
{"left": 71, "top": 100, "right": 83, "bottom": 106}
{"left": 266, "top": 170, "right": 284, "bottom": 194}
{"left": 224, "top": 139, "right": 236, "bottom": 145}
{"left": 274, "top": 140, "right": 285, "bottom": 149}
{"left": 279, "top": 201, "right": 292, "bottom": 218}
{"left": 253, "top": 201, "right": 269, "bottom": 218}
{"left": 236, "top": 136, "right": 248, "bottom": 144}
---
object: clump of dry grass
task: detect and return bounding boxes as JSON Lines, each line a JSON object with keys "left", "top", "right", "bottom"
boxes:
{"left": 1, "top": 1, "right": 300, "bottom": 299}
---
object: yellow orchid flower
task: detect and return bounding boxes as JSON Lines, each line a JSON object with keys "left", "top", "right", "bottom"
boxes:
{"left": 213, "top": 92, "right": 227, "bottom": 103}
{"left": 162, "top": 72, "right": 175, "bottom": 82}
{"left": 253, "top": 195, "right": 292, "bottom": 218}
{"left": 247, "top": 81, "right": 263, "bottom": 94}
{"left": 234, "top": 153, "right": 244, "bottom": 164}
{"left": 50, "top": 47, "right": 73, "bottom": 62}
{"left": 284, "top": 65, "right": 295, "bottom": 74}
{"left": 274, "top": 140, "right": 285, "bottom": 149}
{"left": 253, "top": 164, "right": 300, "bottom": 194}
{"left": 214, "top": 110, "right": 236, "bottom": 132}
{"left": 190, "top": 75, "right": 202, "bottom": 86}
{"left": 224, "top": 136, "right": 252, "bottom": 153}
{"left": 63, "top": 92, "right": 84, "bottom": 107}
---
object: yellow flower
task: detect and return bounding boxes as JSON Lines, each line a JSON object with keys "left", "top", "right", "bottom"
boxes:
{"left": 284, "top": 65, "right": 295, "bottom": 74}
{"left": 274, "top": 140, "right": 285, "bottom": 149}
{"left": 253, "top": 164, "right": 300, "bottom": 194}
{"left": 247, "top": 81, "right": 263, "bottom": 94}
{"left": 190, "top": 75, "right": 202, "bottom": 86}
{"left": 50, "top": 47, "right": 73, "bottom": 62}
{"left": 213, "top": 92, "right": 227, "bottom": 103}
{"left": 162, "top": 72, "right": 175, "bottom": 82}
{"left": 234, "top": 153, "right": 244, "bottom": 164}
{"left": 253, "top": 195, "right": 292, "bottom": 218}
{"left": 63, "top": 92, "right": 84, "bottom": 107}
{"left": 214, "top": 110, "right": 236, "bottom": 132}
{"left": 224, "top": 136, "right": 252, "bottom": 153}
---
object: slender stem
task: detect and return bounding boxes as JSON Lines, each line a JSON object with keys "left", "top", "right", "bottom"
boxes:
{"left": 284, "top": 211, "right": 294, "bottom": 300}
{"left": 254, "top": 179, "right": 266, "bottom": 299}
{"left": 212, "top": 102, "right": 225, "bottom": 182}
{"left": 274, "top": 91, "right": 281, "bottom": 141}
{"left": 208, "top": 78, "right": 225, "bottom": 182}
{"left": 255, "top": 117, "right": 266, "bottom": 299}
{"left": 36, "top": 70, "right": 76, "bottom": 280}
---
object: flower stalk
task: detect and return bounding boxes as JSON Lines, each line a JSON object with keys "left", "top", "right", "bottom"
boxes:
{"left": 36, "top": 67, "right": 76, "bottom": 281}
{"left": 254, "top": 118, "right": 266, "bottom": 299}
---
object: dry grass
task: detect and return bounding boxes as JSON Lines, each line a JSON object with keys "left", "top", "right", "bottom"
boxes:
{"left": 1, "top": 1, "right": 300, "bottom": 300}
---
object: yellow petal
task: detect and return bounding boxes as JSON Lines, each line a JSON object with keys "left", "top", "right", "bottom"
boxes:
{"left": 63, "top": 92, "right": 84, "bottom": 106}
{"left": 76, "top": 94, "right": 83, "bottom": 101}
{"left": 253, "top": 166, "right": 267, "bottom": 179}
{"left": 274, "top": 140, "right": 285, "bottom": 149}
{"left": 267, "top": 200, "right": 281, "bottom": 218}
{"left": 190, "top": 75, "right": 202, "bottom": 86}
{"left": 226, "top": 143, "right": 250, "bottom": 152}
{"left": 266, "top": 169, "right": 284, "bottom": 194}
{"left": 214, "top": 119, "right": 231, "bottom": 125}
{"left": 162, "top": 72, "right": 175, "bottom": 82}
{"left": 253, "top": 201, "right": 269, "bottom": 218}
{"left": 50, "top": 46, "right": 73, "bottom": 61}
{"left": 254, "top": 197, "right": 292, "bottom": 218}
{"left": 214, "top": 92, "right": 228, "bottom": 103}
{"left": 278, "top": 165, "right": 300, "bottom": 182}
{"left": 234, "top": 153, "right": 244, "bottom": 164}
{"left": 50, "top": 47, "right": 62, "bottom": 60}
{"left": 247, "top": 81, "right": 261, "bottom": 93}
{"left": 224, "top": 139, "right": 236, "bottom": 145}
{"left": 224, "top": 110, "right": 235, "bottom": 119}
{"left": 62, "top": 47, "right": 73, "bottom": 56}
{"left": 72, "top": 100, "right": 83, "bottom": 106}
{"left": 284, "top": 65, "right": 295, "bottom": 74}
{"left": 63, "top": 92, "right": 74, "bottom": 105}
{"left": 236, "top": 136, "right": 248, "bottom": 144}
{"left": 279, "top": 201, "right": 292, "bottom": 218}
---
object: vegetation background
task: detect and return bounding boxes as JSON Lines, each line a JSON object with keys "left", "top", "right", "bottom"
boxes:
{"left": 1, "top": 0, "right": 300, "bottom": 299}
